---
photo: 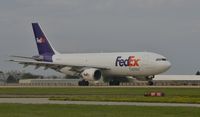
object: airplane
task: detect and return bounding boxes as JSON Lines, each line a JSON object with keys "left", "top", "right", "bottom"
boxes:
{"left": 10, "top": 23, "right": 171, "bottom": 86}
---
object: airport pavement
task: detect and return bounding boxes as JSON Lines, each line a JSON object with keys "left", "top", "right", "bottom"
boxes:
{"left": 0, "top": 85, "right": 199, "bottom": 88}
{"left": 0, "top": 98, "right": 199, "bottom": 107}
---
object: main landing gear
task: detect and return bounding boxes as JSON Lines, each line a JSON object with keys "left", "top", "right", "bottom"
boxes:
{"left": 109, "top": 80, "right": 120, "bottom": 86}
{"left": 78, "top": 80, "right": 89, "bottom": 86}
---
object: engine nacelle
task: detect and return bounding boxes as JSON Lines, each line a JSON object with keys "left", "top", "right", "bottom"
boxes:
{"left": 81, "top": 68, "right": 102, "bottom": 81}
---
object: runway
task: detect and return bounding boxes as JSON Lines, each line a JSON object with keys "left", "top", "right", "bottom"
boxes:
{"left": 0, "top": 98, "right": 199, "bottom": 107}
{"left": 0, "top": 85, "right": 199, "bottom": 88}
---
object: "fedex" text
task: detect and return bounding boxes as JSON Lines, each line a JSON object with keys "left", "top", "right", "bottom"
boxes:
{"left": 115, "top": 56, "right": 140, "bottom": 67}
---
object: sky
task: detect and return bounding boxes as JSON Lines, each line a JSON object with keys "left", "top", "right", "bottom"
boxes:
{"left": 0, "top": 0, "right": 200, "bottom": 76}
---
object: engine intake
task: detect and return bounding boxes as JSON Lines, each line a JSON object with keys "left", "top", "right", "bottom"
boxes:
{"left": 81, "top": 68, "right": 102, "bottom": 81}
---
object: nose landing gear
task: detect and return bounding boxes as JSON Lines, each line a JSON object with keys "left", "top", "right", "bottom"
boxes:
{"left": 146, "top": 75, "right": 155, "bottom": 86}
{"left": 147, "top": 80, "right": 154, "bottom": 86}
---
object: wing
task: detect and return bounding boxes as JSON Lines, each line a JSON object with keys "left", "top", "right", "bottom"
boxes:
{"left": 9, "top": 59, "right": 110, "bottom": 72}
{"left": 10, "top": 55, "right": 34, "bottom": 59}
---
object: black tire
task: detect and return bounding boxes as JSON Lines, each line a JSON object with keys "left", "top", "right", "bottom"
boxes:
{"left": 78, "top": 80, "right": 89, "bottom": 86}
{"left": 148, "top": 81, "right": 154, "bottom": 86}
{"left": 84, "top": 81, "right": 89, "bottom": 86}
{"left": 78, "top": 81, "right": 83, "bottom": 86}
{"left": 109, "top": 81, "right": 113, "bottom": 86}
{"left": 109, "top": 80, "right": 120, "bottom": 86}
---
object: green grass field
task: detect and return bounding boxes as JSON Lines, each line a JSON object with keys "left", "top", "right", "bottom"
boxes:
{"left": 0, "top": 87, "right": 199, "bottom": 96}
{"left": 0, "top": 87, "right": 200, "bottom": 103}
{"left": 0, "top": 104, "right": 199, "bottom": 117}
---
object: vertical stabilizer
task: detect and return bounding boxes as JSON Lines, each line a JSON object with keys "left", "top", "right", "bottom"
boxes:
{"left": 32, "top": 23, "right": 59, "bottom": 56}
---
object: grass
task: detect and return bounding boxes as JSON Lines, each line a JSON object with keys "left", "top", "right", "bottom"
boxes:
{"left": 49, "top": 95, "right": 200, "bottom": 104}
{"left": 0, "top": 87, "right": 199, "bottom": 96}
{"left": 0, "top": 104, "right": 199, "bottom": 117}
{"left": 0, "top": 87, "right": 200, "bottom": 103}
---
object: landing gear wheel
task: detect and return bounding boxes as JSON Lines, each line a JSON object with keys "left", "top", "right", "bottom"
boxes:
{"left": 109, "top": 80, "right": 120, "bottom": 86}
{"left": 78, "top": 80, "right": 89, "bottom": 86}
{"left": 148, "top": 80, "right": 154, "bottom": 86}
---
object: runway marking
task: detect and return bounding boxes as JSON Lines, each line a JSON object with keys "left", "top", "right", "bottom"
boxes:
{"left": 0, "top": 98, "right": 199, "bottom": 107}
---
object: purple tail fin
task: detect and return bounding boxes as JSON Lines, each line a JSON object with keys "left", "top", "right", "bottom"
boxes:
{"left": 32, "top": 23, "right": 55, "bottom": 56}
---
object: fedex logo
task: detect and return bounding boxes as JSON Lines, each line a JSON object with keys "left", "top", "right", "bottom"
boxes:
{"left": 36, "top": 36, "right": 46, "bottom": 44}
{"left": 115, "top": 56, "right": 141, "bottom": 67}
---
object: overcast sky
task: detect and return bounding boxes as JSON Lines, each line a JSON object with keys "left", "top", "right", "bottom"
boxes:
{"left": 1, "top": 0, "right": 200, "bottom": 76}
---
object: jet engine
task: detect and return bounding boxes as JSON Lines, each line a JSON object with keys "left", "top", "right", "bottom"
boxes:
{"left": 81, "top": 68, "right": 102, "bottom": 81}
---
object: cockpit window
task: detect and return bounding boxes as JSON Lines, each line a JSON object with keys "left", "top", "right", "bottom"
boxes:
{"left": 156, "top": 58, "right": 167, "bottom": 61}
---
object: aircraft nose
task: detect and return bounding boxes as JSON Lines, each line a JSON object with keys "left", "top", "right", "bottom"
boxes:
{"left": 161, "top": 61, "right": 171, "bottom": 71}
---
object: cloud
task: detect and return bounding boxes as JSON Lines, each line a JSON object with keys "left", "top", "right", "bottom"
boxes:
{"left": 130, "top": 0, "right": 184, "bottom": 8}
{"left": 0, "top": 0, "right": 194, "bottom": 20}
{"left": 0, "top": 0, "right": 200, "bottom": 75}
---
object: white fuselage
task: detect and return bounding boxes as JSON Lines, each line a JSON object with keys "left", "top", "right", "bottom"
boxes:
{"left": 11, "top": 23, "right": 172, "bottom": 84}
{"left": 52, "top": 52, "right": 171, "bottom": 77}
